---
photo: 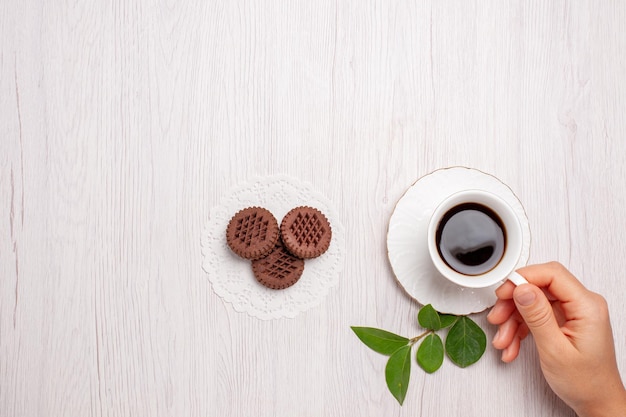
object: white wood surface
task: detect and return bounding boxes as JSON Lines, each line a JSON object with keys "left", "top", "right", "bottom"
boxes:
{"left": 1, "top": 1, "right": 625, "bottom": 416}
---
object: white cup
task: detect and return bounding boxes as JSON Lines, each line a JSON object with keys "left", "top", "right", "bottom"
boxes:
{"left": 427, "top": 190, "right": 528, "bottom": 288}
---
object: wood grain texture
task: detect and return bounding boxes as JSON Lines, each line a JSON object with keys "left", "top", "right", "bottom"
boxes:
{"left": 1, "top": 0, "right": 625, "bottom": 416}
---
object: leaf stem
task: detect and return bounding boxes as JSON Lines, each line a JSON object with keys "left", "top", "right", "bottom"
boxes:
{"left": 409, "top": 330, "right": 433, "bottom": 346}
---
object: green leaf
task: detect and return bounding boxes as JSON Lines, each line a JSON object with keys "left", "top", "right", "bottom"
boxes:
{"left": 417, "top": 304, "right": 442, "bottom": 330}
{"left": 438, "top": 314, "right": 458, "bottom": 329}
{"left": 385, "top": 345, "right": 412, "bottom": 405}
{"left": 416, "top": 333, "right": 444, "bottom": 373}
{"left": 351, "top": 327, "right": 409, "bottom": 356}
{"left": 445, "top": 316, "right": 487, "bottom": 368}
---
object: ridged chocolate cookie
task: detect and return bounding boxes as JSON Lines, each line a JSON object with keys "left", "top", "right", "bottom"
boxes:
{"left": 280, "top": 206, "right": 332, "bottom": 259}
{"left": 252, "top": 240, "right": 305, "bottom": 290}
{"left": 226, "top": 207, "right": 279, "bottom": 260}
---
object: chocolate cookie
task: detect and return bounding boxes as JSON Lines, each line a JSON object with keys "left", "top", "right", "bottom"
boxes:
{"left": 226, "top": 207, "right": 279, "bottom": 260}
{"left": 252, "top": 240, "right": 305, "bottom": 290}
{"left": 280, "top": 206, "right": 332, "bottom": 259}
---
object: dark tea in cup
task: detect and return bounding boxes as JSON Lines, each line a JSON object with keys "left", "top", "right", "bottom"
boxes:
{"left": 435, "top": 203, "right": 506, "bottom": 276}
{"left": 427, "top": 190, "right": 525, "bottom": 289}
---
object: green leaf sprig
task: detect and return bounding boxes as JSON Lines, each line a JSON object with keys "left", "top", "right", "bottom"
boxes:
{"left": 351, "top": 304, "right": 486, "bottom": 405}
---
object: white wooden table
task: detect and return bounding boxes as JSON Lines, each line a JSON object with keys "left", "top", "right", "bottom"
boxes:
{"left": 1, "top": 1, "right": 625, "bottom": 415}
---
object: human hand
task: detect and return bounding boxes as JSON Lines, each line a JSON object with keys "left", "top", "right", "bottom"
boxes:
{"left": 487, "top": 262, "right": 626, "bottom": 417}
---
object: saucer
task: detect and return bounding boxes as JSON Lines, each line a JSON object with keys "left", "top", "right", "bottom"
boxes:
{"left": 387, "top": 167, "right": 531, "bottom": 315}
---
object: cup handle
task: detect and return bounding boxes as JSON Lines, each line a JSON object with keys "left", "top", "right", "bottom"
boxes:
{"left": 507, "top": 271, "right": 529, "bottom": 286}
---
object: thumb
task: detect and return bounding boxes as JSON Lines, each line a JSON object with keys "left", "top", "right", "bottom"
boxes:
{"left": 513, "top": 284, "right": 562, "bottom": 348}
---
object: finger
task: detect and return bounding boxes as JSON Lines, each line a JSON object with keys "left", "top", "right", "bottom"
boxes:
{"left": 515, "top": 262, "right": 588, "bottom": 303}
{"left": 501, "top": 335, "right": 521, "bottom": 363}
{"left": 551, "top": 300, "right": 567, "bottom": 327}
{"left": 492, "top": 316, "right": 520, "bottom": 350}
{"left": 513, "top": 284, "right": 565, "bottom": 352}
{"left": 517, "top": 322, "right": 529, "bottom": 340}
{"left": 487, "top": 299, "right": 517, "bottom": 325}
{"left": 495, "top": 280, "right": 516, "bottom": 300}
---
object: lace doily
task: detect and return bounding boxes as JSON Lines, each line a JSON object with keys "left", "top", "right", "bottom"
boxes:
{"left": 201, "top": 175, "right": 346, "bottom": 320}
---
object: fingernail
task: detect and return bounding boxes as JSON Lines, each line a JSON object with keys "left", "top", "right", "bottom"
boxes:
{"left": 492, "top": 329, "right": 501, "bottom": 345}
{"left": 501, "top": 346, "right": 510, "bottom": 361}
{"left": 514, "top": 286, "right": 536, "bottom": 306}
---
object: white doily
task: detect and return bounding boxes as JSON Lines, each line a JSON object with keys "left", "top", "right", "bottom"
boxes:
{"left": 201, "top": 175, "right": 346, "bottom": 320}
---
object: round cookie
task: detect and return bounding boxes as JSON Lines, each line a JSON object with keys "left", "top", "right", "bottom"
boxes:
{"left": 252, "top": 240, "right": 305, "bottom": 290}
{"left": 280, "top": 206, "right": 332, "bottom": 259}
{"left": 226, "top": 207, "right": 279, "bottom": 260}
